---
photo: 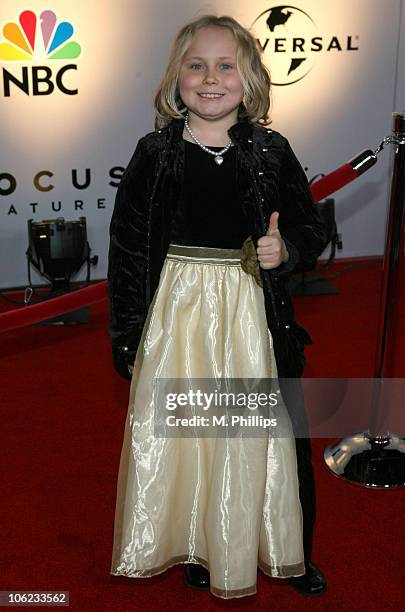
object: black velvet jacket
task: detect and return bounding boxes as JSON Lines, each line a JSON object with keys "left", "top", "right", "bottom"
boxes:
{"left": 108, "top": 117, "right": 327, "bottom": 381}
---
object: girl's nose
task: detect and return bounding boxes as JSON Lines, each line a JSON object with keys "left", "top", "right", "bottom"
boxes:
{"left": 203, "top": 69, "right": 218, "bottom": 84}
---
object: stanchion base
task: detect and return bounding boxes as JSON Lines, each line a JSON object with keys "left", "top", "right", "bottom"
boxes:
{"left": 324, "top": 432, "right": 405, "bottom": 488}
{"left": 34, "top": 307, "right": 90, "bottom": 325}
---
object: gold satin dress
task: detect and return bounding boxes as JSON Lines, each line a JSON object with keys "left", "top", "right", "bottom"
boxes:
{"left": 111, "top": 244, "right": 305, "bottom": 599}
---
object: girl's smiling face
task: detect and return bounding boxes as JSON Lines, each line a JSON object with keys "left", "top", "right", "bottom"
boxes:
{"left": 179, "top": 26, "right": 244, "bottom": 125}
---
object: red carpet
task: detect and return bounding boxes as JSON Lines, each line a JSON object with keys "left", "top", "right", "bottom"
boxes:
{"left": 1, "top": 259, "right": 404, "bottom": 611}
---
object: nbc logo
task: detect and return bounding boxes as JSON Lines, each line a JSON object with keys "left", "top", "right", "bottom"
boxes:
{"left": 0, "top": 10, "right": 81, "bottom": 97}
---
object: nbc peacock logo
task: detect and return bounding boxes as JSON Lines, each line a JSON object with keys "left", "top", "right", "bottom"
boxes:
{"left": 0, "top": 9, "right": 82, "bottom": 97}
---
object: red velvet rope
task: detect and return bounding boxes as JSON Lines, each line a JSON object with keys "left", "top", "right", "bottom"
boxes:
{"left": 0, "top": 165, "right": 359, "bottom": 334}
{"left": 310, "top": 163, "right": 357, "bottom": 203}
{"left": 0, "top": 282, "right": 107, "bottom": 333}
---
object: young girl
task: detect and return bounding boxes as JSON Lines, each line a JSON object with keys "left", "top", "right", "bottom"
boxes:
{"left": 108, "top": 15, "right": 327, "bottom": 600}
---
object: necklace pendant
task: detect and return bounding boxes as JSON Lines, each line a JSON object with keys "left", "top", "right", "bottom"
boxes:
{"left": 215, "top": 155, "right": 223, "bottom": 165}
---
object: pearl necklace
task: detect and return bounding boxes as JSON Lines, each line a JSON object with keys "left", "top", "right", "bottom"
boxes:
{"left": 184, "top": 115, "right": 233, "bottom": 165}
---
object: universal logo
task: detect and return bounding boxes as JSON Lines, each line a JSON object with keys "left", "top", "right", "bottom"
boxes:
{"left": 0, "top": 9, "right": 81, "bottom": 96}
{"left": 251, "top": 5, "right": 359, "bottom": 86}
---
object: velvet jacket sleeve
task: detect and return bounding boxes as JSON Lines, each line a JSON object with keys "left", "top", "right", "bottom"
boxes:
{"left": 107, "top": 136, "right": 153, "bottom": 380}
{"left": 272, "top": 138, "right": 327, "bottom": 278}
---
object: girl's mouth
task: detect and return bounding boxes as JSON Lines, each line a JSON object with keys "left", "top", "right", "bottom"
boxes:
{"left": 198, "top": 93, "right": 225, "bottom": 99}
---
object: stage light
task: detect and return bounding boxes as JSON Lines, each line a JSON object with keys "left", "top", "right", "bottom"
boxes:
{"left": 26, "top": 216, "right": 98, "bottom": 323}
{"left": 289, "top": 197, "right": 342, "bottom": 297}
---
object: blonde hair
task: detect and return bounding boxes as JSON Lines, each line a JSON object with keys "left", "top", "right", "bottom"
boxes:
{"left": 154, "top": 15, "right": 272, "bottom": 128}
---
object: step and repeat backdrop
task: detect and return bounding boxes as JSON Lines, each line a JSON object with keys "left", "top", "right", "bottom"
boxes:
{"left": 0, "top": 0, "right": 404, "bottom": 287}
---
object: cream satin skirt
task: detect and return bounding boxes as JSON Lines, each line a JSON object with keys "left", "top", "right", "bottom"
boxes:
{"left": 111, "top": 244, "right": 305, "bottom": 599}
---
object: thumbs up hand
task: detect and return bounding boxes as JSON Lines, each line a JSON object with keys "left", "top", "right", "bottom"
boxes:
{"left": 257, "top": 211, "right": 289, "bottom": 269}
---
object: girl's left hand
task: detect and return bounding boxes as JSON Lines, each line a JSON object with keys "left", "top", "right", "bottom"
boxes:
{"left": 257, "top": 212, "right": 289, "bottom": 269}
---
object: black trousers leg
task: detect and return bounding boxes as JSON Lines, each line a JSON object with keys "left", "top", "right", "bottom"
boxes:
{"left": 279, "top": 377, "right": 316, "bottom": 562}
{"left": 295, "top": 437, "right": 316, "bottom": 561}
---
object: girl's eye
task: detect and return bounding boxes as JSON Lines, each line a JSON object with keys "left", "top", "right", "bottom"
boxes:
{"left": 220, "top": 63, "right": 233, "bottom": 70}
{"left": 190, "top": 63, "right": 204, "bottom": 70}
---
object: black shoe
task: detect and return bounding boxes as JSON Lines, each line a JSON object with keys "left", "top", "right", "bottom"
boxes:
{"left": 184, "top": 563, "right": 210, "bottom": 590}
{"left": 287, "top": 561, "right": 327, "bottom": 596}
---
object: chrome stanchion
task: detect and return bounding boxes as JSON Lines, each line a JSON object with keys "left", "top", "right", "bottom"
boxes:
{"left": 324, "top": 111, "right": 405, "bottom": 488}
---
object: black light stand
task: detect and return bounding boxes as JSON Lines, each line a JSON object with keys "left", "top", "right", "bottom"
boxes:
{"left": 26, "top": 217, "right": 98, "bottom": 324}
{"left": 289, "top": 197, "right": 341, "bottom": 297}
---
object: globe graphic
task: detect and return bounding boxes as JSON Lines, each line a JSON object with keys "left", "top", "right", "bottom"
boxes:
{"left": 251, "top": 5, "right": 318, "bottom": 86}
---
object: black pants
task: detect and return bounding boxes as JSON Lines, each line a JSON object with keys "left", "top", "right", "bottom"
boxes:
{"left": 279, "top": 377, "right": 316, "bottom": 562}
{"left": 295, "top": 437, "right": 316, "bottom": 561}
